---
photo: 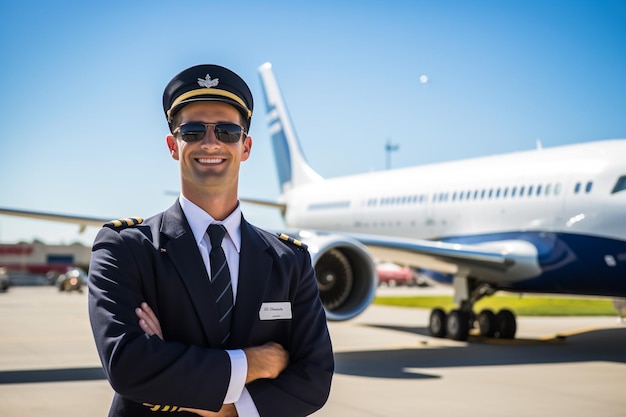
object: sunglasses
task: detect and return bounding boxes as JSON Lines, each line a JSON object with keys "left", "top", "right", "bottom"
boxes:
{"left": 174, "top": 122, "right": 247, "bottom": 143}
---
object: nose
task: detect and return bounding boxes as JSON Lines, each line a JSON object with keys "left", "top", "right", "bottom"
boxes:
{"left": 199, "top": 126, "right": 221, "bottom": 147}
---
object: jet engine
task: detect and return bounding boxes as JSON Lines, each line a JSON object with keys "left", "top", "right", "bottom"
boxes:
{"left": 295, "top": 231, "right": 378, "bottom": 321}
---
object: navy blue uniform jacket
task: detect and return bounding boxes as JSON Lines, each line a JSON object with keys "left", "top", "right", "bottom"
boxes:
{"left": 88, "top": 202, "right": 334, "bottom": 416}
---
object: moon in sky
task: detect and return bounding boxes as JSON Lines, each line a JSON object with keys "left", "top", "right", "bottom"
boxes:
{"left": 419, "top": 75, "right": 429, "bottom": 84}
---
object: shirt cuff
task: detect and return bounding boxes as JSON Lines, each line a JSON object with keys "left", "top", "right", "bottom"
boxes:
{"left": 224, "top": 349, "right": 247, "bottom": 403}
{"left": 235, "top": 388, "right": 260, "bottom": 417}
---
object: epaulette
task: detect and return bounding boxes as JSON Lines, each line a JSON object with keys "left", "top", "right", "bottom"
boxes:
{"left": 277, "top": 233, "right": 307, "bottom": 250}
{"left": 103, "top": 217, "right": 143, "bottom": 229}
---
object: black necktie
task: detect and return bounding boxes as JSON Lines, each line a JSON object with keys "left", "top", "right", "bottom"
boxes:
{"left": 207, "top": 224, "right": 234, "bottom": 346}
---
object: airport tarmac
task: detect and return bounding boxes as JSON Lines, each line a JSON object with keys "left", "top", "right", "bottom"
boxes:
{"left": 1, "top": 286, "right": 625, "bottom": 417}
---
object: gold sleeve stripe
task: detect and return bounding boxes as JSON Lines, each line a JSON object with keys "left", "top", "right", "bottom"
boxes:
{"left": 168, "top": 88, "right": 252, "bottom": 119}
{"left": 148, "top": 404, "right": 179, "bottom": 412}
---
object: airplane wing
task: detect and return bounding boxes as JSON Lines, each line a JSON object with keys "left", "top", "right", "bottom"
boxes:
{"left": 0, "top": 207, "right": 109, "bottom": 233}
{"left": 349, "top": 232, "right": 542, "bottom": 284}
{"left": 239, "top": 198, "right": 287, "bottom": 215}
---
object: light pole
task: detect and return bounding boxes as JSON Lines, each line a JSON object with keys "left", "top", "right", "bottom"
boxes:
{"left": 385, "top": 139, "right": 399, "bottom": 170}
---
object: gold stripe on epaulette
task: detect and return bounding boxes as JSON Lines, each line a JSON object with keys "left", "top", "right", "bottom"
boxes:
{"left": 104, "top": 217, "right": 143, "bottom": 229}
{"left": 278, "top": 233, "right": 305, "bottom": 248}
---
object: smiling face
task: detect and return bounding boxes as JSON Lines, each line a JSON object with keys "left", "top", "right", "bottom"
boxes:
{"left": 166, "top": 101, "right": 252, "bottom": 207}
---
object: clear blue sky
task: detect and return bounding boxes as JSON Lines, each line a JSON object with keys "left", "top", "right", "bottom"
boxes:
{"left": 1, "top": 0, "right": 625, "bottom": 246}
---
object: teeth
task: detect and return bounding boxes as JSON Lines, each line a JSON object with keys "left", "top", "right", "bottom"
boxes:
{"left": 198, "top": 158, "right": 223, "bottom": 164}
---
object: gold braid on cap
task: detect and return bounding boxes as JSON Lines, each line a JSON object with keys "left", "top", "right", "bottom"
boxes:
{"left": 167, "top": 88, "right": 252, "bottom": 119}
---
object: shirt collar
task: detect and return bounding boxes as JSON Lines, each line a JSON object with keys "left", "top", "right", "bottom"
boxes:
{"left": 179, "top": 194, "right": 242, "bottom": 252}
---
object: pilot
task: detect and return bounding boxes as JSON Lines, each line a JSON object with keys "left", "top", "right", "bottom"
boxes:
{"left": 88, "top": 64, "right": 334, "bottom": 417}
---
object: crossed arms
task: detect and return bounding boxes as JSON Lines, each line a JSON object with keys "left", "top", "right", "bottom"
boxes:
{"left": 136, "top": 303, "right": 288, "bottom": 416}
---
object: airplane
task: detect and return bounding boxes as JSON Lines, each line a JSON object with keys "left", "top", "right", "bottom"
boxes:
{"left": 256, "top": 62, "right": 626, "bottom": 340}
{"left": 2, "top": 63, "right": 626, "bottom": 342}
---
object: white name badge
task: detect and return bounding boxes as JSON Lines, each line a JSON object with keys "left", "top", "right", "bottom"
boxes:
{"left": 259, "top": 302, "right": 292, "bottom": 320}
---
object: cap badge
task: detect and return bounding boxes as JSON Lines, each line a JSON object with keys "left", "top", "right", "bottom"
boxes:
{"left": 197, "top": 74, "right": 219, "bottom": 88}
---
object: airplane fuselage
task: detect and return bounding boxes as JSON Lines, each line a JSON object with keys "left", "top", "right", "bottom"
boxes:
{"left": 283, "top": 139, "right": 626, "bottom": 297}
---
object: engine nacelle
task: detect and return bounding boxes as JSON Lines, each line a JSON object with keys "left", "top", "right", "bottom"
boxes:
{"left": 294, "top": 230, "right": 378, "bottom": 321}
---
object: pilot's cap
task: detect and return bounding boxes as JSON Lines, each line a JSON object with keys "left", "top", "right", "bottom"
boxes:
{"left": 163, "top": 64, "right": 253, "bottom": 130}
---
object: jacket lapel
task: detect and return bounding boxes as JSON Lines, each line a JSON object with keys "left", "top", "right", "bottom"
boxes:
{"left": 159, "top": 201, "right": 222, "bottom": 347}
{"left": 229, "top": 218, "right": 273, "bottom": 347}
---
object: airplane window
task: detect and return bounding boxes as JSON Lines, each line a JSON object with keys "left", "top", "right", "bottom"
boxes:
{"left": 503, "top": 188, "right": 508, "bottom": 197}
{"left": 519, "top": 186, "right": 525, "bottom": 196}
{"left": 536, "top": 185, "right": 542, "bottom": 196}
{"left": 511, "top": 187, "right": 517, "bottom": 197}
{"left": 488, "top": 189, "right": 493, "bottom": 199}
{"left": 545, "top": 184, "right": 551, "bottom": 195}
{"left": 574, "top": 182, "right": 581, "bottom": 193}
{"left": 585, "top": 181, "right": 593, "bottom": 193}
{"left": 611, "top": 176, "right": 626, "bottom": 194}
{"left": 496, "top": 188, "right": 501, "bottom": 198}
{"left": 480, "top": 190, "right": 486, "bottom": 199}
{"left": 554, "top": 183, "right": 561, "bottom": 195}
{"left": 528, "top": 185, "right": 534, "bottom": 196}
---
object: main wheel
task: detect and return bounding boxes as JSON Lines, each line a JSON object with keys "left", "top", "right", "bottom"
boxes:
{"left": 428, "top": 308, "right": 447, "bottom": 338}
{"left": 446, "top": 310, "right": 470, "bottom": 341}
{"left": 477, "top": 309, "right": 497, "bottom": 337}
{"left": 496, "top": 309, "right": 517, "bottom": 339}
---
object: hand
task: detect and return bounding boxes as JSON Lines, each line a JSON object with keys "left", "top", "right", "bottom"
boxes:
{"left": 243, "top": 342, "right": 289, "bottom": 383}
{"left": 136, "top": 302, "right": 163, "bottom": 339}
{"left": 180, "top": 404, "right": 237, "bottom": 416}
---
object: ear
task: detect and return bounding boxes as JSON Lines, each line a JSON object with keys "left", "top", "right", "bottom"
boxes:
{"left": 241, "top": 135, "right": 252, "bottom": 162}
{"left": 166, "top": 135, "right": 179, "bottom": 160}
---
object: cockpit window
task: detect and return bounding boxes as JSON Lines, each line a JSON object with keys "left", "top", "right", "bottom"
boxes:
{"left": 611, "top": 176, "right": 626, "bottom": 194}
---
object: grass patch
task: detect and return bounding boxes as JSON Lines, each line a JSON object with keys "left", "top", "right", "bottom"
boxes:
{"left": 373, "top": 294, "right": 620, "bottom": 316}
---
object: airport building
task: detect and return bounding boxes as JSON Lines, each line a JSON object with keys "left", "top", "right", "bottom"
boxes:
{"left": 0, "top": 242, "right": 91, "bottom": 283}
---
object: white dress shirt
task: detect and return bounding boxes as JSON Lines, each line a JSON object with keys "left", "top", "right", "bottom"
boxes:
{"left": 179, "top": 195, "right": 259, "bottom": 416}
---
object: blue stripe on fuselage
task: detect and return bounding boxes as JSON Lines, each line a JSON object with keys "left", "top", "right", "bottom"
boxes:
{"left": 428, "top": 232, "right": 626, "bottom": 297}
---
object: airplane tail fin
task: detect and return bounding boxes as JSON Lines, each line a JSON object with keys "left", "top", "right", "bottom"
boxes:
{"left": 258, "top": 63, "right": 323, "bottom": 194}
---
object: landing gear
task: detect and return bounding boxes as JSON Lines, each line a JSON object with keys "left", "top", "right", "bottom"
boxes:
{"left": 427, "top": 276, "right": 517, "bottom": 341}
{"left": 428, "top": 307, "right": 517, "bottom": 341}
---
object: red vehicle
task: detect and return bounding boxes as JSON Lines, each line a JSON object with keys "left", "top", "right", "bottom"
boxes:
{"left": 376, "top": 262, "right": 416, "bottom": 287}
